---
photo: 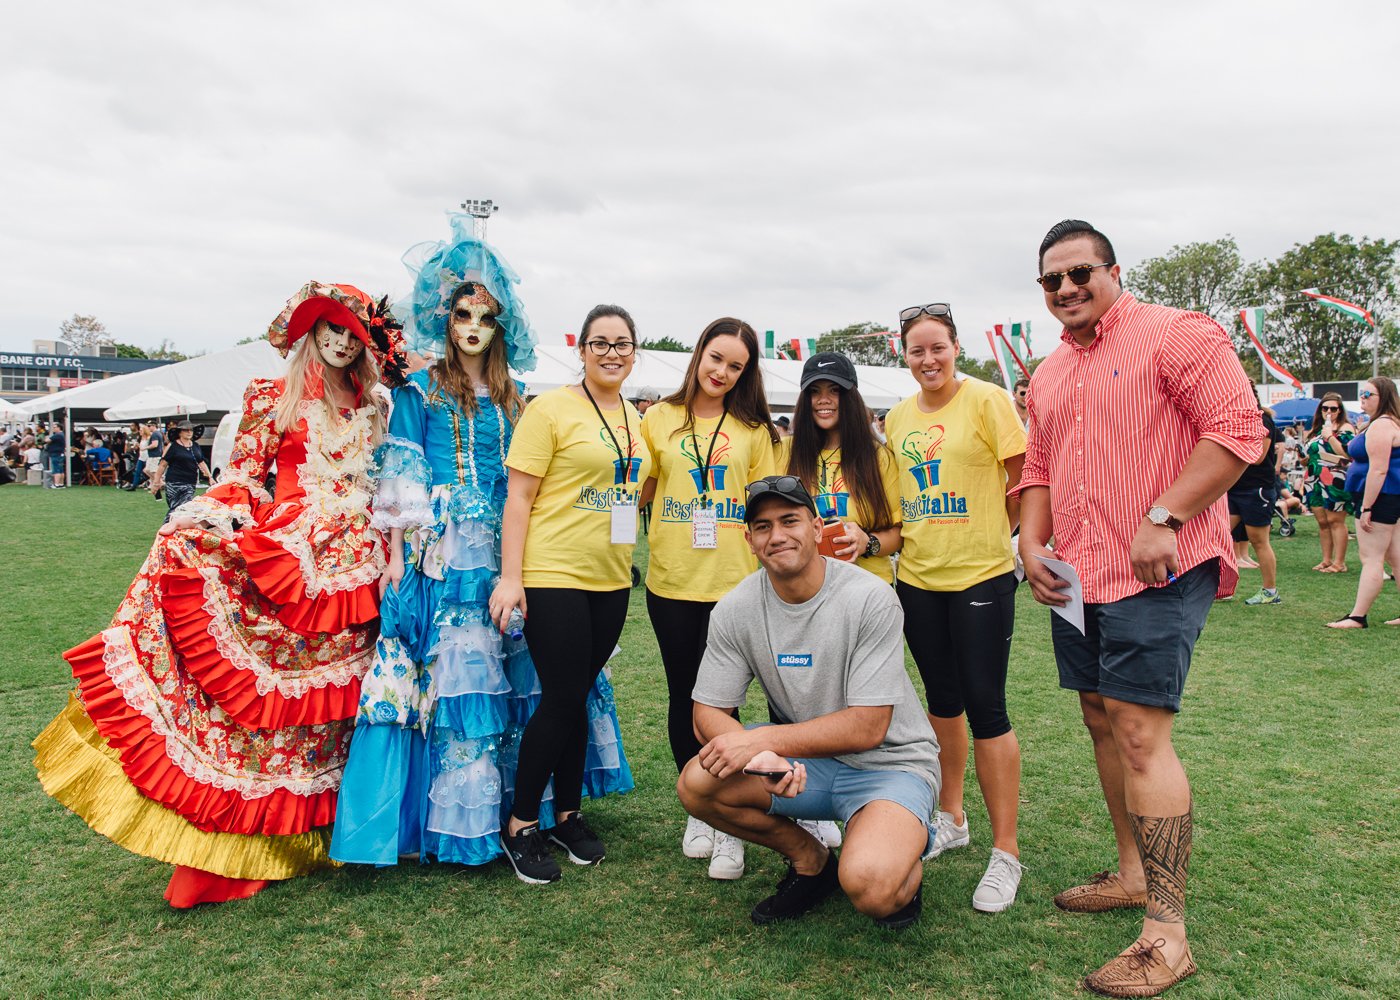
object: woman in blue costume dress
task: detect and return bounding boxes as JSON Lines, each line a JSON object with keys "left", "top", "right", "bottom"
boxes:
{"left": 331, "top": 217, "right": 633, "bottom": 867}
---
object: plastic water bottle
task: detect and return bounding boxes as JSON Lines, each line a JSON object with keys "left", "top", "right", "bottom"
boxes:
{"left": 506, "top": 608, "right": 525, "bottom": 642}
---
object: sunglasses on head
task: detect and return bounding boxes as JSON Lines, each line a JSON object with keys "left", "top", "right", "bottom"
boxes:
{"left": 746, "top": 475, "right": 804, "bottom": 500}
{"left": 1036, "top": 263, "right": 1113, "bottom": 293}
{"left": 899, "top": 303, "right": 953, "bottom": 325}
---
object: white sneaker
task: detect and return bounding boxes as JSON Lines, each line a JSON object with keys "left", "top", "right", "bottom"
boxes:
{"left": 923, "top": 810, "right": 970, "bottom": 860}
{"left": 972, "top": 848, "right": 1023, "bottom": 913}
{"left": 796, "top": 819, "right": 843, "bottom": 848}
{"left": 682, "top": 815, "right": 715, "bottom": 859}
{"left": 707, "top": 832, "right": 745, "bottom": 880}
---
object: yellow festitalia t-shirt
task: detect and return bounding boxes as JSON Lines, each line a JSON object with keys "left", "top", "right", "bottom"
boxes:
{"left": 778, "top": 437, "right": 902, "bottom": 583}
{"left": 640, "top": 401, "right": 778, "bottom": 601}
{"left": 886, "top": 377, "right": 1026, "bottom": 591}
{"left": 507, "top": 386, "right": 652, "bottom": 591}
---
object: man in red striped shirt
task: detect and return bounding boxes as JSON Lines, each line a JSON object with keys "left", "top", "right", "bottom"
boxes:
{"left": 1016, "top": 220, "right": 1263, "bottom": 998}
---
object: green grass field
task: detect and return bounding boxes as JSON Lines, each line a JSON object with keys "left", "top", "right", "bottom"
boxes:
{"left": 1, "top": 486, "right": 1396, "bottom": 999}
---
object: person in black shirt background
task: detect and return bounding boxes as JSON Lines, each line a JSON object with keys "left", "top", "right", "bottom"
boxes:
{"left": 1227, "top": 392, "right": 1285, "bottom": 605}
{"left": 149, "top": 421, "right": 211, "bottom": 523}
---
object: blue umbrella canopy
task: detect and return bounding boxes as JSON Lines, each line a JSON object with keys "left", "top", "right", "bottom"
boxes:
{"left": 1266, "top": 397, "right": 1361, "bottom": 425}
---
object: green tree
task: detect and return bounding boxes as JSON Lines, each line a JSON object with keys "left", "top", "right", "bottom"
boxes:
{"left": 58, "top": 314, "right": 110, "bottom": 353}
{"left": 812, "top": 322, "right": 901, "bottom": 367}
{"left": 1125, "top": 236, "right": 1257, "bottom": 330}
{"left": 640, "top": 335, "right": 688, "bottom": 352}
{"left": 112, "top": 343, "right": 148, "bottom": 359}
{"left": 1246, "top": 233, "right": 1399, "bottom": 382}
{"left": 146, "top": 338, "right": 195, "bottom": 362}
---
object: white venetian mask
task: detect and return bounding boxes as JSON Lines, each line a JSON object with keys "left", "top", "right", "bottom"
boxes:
{"left": 314, "top": 320, "right": 365, "bottom": 369}
{"left": 450, "top": 282, "right": 502, "bottom": 356}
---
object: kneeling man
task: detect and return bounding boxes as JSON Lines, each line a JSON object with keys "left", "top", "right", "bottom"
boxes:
{"left": 677, "top": 475, "right": 941, "bottom": 927}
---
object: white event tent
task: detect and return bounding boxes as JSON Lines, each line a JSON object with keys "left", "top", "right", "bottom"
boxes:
{"left": 18, "top": 341, "right": 918, "bottom": 424}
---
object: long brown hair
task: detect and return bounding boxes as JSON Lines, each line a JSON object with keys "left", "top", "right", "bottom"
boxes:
{"left": 1306, "top": 391, "right": 1349, "bottom": 441}
{"left": 428, "top": 284, "right": 523, "bottom": 423}
{"left": 1366, "top": 376, "right": 1400, "bottom": 425}
{"left": 661, "top": 317, "right": 777, "bottom": 442}
{"left": 786, "top": 376, "right": 895, "bottom": 532}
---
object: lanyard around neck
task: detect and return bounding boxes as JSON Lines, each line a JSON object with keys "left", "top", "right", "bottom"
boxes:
{"left": 689, "top": 406, "right": 727, "bottom": 498}
{"left": 581, "top": 382, "right": 633, "bottom": 473}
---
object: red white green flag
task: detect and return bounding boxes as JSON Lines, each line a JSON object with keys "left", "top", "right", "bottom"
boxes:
{"left": 1239, "top": 307, "right": 1301, "bottom": 389}
{"left": 763, "top": 329, "right": 778, "bottom": 359}
{"left": 888, "top": 335, "right": 901, "bottom": 356}
{"left": 1300, "top": 289, "right": 1376, "bottom": 327}
{"left": 986, "top": 325, "right": 1030, "bottom": 391}
{"left": 789, "top": 338, "right": 818, "bottom": 361}
{"left": 1011, "top": 320, "right": 1032, "bottom": 359}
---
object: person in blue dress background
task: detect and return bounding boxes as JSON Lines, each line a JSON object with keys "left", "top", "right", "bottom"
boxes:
{"left": 331, "top": 216, "right": 633, "bottom": 867}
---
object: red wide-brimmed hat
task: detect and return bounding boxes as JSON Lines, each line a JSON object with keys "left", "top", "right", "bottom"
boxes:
{"left": 268, "top": 282, "right": 374, "bottom": 357}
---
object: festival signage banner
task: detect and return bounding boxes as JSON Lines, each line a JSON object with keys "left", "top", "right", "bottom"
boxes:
{"left": 1238, "top": 307, "right": 1301, "bottom": 389}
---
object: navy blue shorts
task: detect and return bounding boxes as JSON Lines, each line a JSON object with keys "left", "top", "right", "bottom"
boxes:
{"left": 1051, "top": 559, "right": 1219, "bottom": 712}
{"left": 1228, "top": 485, "right": 1277, "bottom": 529}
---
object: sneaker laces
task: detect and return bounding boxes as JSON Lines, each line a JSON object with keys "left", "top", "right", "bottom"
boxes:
{"left": 1123, "top": 938, "right": 1167, "bottom": 973}
{"left": 565, "top": 813, "right": 598, "bottom": 841}
{"left": 517, "top": 827, "right": 552, "bottom": 865}
{"left": 981, "top": 852, "right": 1023, "bottom": 892}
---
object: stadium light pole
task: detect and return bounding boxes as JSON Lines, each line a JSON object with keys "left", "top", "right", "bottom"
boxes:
{"left": 461, "top": 199, "right": 498, "bottom": 241}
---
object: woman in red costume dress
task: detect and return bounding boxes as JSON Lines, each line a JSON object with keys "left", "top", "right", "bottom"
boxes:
{"left": 32, "top": 282, "right": 406, "bottom": 907}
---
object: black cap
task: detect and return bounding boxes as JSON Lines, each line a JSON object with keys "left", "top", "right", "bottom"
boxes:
{"left": 743, "top": 475, "right": 818, "bottom": 524}
{"left": 775, "top": 415, "right": 791, "bottom": 428}
{"left": 800, "top": 352, "right": 857, "bottom": 392}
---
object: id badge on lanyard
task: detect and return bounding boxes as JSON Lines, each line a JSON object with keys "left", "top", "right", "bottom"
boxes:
{"left": 611, "top": 488, "right": 638, "bottom": 545}
{"left": 692, "top": 501, "right": 718, "bottom": 549}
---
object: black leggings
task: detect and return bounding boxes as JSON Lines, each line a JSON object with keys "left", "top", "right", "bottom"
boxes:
{"left": 513, "top": 587, "right": 631, "bottom": 824}
{"left": 645, "top": 590, "right": 717, "bottom": 773}
{"left": 896, "top": 573, "right": 1017, "bottom": 740}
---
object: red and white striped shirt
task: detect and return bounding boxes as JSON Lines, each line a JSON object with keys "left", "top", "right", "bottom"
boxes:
{"left": 1017, "top": 293, "right": 1264, "bottom": 604}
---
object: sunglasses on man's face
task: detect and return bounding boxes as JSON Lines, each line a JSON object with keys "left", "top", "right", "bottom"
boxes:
{"left": 1036, "top": 263, "right": 1113, "bottom": 293}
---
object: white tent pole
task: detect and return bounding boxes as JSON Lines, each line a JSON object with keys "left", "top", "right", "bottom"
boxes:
{"left": 64, "top": 407, "right": 72, "bottom": 488}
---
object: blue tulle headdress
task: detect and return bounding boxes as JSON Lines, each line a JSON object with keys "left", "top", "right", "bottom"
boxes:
{"left": 399, "top": 213, "right": 537, "bottom": 373}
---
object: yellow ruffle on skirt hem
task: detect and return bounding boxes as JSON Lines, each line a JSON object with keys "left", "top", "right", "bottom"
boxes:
{"left": 33, "top": 694, "right": 333, "bottom": 881}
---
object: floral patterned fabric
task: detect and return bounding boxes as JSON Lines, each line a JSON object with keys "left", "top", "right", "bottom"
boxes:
{"left": 35, "top": 377, "right": 385, "bottom": 881}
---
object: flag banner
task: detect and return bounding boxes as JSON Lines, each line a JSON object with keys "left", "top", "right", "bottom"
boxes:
{"left": 1016, "top": 320, "right": 1032, "bottom": 359}
{"left": 788, "top": 338, "right": 818, "bottom": 361}
{"left": 764, "top": 330, "right": 776, "bottom": 359}
{"left": 1239, "top": 307, "right": 1302, "bottom": 388}
{"left": 565, "top": 333, "right": 577, "bottom": 347}
{"left": 888, "top": 336, "right": 901, "bottom": 356}
{"left": 990, "top": 325, "right": 1030, "bottom": 391}
{"left": 1300, "top": 289, "right": 1376, "bottom": 327}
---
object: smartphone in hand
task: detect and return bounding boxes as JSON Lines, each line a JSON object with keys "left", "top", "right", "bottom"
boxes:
{"left": 742, "top": 766, "right": 793, "bottom": 779}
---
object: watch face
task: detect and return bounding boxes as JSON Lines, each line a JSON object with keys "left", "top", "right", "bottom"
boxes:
{"left": 1148, "top": 506, "right": 1168, "bottom": 525}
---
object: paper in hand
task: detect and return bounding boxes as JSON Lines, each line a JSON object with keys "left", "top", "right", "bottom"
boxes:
{"left": 1033, "top": 554, "right": 1086, "bottom": 635}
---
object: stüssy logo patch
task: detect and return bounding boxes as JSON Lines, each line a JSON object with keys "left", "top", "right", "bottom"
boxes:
{"left": 776, "top": 653, "right": 813, "bottom": 668}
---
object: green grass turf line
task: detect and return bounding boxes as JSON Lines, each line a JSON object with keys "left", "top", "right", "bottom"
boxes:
{"left": 0, "top": 485, "right": 1396, "bottom": 998}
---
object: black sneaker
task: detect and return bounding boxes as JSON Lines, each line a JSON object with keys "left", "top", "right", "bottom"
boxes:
{"left": 874, "top": 882, "right": 922, "bottom": 930}
{"left": 750, "top": 850, "right": 840, "bottom": 925}
{"left": 548, "top": 812, "right": 606, "bottom": 865}
{"left": 501, "top": 825, "right": 561, "bottom": 884}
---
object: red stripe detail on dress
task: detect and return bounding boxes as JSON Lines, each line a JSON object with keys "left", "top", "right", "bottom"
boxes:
{"left": 160, "top": 568, "right": 363, "bottom": 730}
{"left": 240, "top": 531, "right": 381, "bottom": 636}
{"left": 63, "top": 634, "right": 340, "bottom": 837}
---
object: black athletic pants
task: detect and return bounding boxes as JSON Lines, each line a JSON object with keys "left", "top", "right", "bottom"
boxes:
{"left": 645, "top": 590, "right": 719, "bottom": 773}
{"left": 513, "top": 586, "right": 631, "bottom": 824}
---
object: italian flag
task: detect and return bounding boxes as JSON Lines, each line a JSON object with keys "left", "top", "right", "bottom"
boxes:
{"left": 763, "top": 329, "right": 778, "bottom": 359}
{"left": 887, "top": 335, "right": 901, "bottom": 357}
{"left": 789, "top": 338, "right": 818, "bottom": 361}
{"left": 1300, "top": 288, "right": 1376, "bottom": 327}
{"left": 1239, "top": 307, "right": 1302, "bottom": 389}
{"left": 986, "top": 325, "right": 1030, "bottom": 391}
{"left": 1011, "top": 320, "right": 1032, "bottom": 359}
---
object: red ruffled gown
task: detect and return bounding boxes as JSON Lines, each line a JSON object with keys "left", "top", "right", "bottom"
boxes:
{"left": 33, "top": 378, "right": 386, "bottom": 906}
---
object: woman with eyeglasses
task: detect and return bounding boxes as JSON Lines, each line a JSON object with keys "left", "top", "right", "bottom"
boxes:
{"left": 1302, "top": 392, "right": 1356, "bottom": 573}
{"left": 488, "top": 304, "right": 651, "bottom": 885}
{"left": 1327, "top": 377, "right": 1400, "bottom": 628}
{"left": 635, "top": 317, "right": 778, "bottom": 879}
{"left": 886, "top": 303, "right": 1027, "bottom": 914}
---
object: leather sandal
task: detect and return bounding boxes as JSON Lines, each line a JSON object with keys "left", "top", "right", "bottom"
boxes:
{"left": 1325, "top": 615, "right": 1368, "bottom": 629}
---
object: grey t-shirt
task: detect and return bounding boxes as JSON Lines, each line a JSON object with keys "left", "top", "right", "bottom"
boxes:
{"left": 692, "top": 557, "right": 941, "bottom": 799}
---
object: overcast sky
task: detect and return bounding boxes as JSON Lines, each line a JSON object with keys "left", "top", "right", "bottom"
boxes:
{"left": 4, "top": 1, "right": 1396, "bottom": 363}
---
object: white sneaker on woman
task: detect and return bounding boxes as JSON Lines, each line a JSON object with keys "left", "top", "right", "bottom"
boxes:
{"left": 797, "top": 819, "right": 843, "bottom": 848}
{"left": 682, "top": 815, "right": 715, "bottom": 859}
{"left": 708, "top": 832, "right": 745, "bottom": 880}
{"left": 923, "top": 810, "right": 970, "bottom": 860}
{"left": 972, "top": 848, "right": 1023, "bottom": 912}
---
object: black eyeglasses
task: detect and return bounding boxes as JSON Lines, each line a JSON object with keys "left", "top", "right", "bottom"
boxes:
{"left": 584, "top": 339, "right": 636, "bottom": 357}
{"left": 1036, "top": 263, "right": 1113, "bottom": 292}
{"left": 899, "top": 303, "right": 953, "bottom": 325}
{"left": 746, "top": 475, "right": 803, "bottom": 499}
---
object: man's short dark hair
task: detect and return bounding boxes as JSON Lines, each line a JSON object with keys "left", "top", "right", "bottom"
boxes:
{"left": 1038, "top": 219, "right": 1116, "bottom": 273}
{"left": 1014, "top": 377, "right": 1030, "bottom": 393}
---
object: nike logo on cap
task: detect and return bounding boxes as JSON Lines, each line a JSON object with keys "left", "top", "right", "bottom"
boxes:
{"left": 817, "top": 361, "right": 834, "bottom": 367}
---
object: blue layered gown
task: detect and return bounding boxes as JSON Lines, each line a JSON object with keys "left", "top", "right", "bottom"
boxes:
{"left": 331, "top": 372, "right": 633, "bottom": 866}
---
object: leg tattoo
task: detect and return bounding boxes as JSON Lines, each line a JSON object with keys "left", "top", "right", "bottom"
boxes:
{"left": 1129, "top": 808, "right": 1192, "bottom": 924}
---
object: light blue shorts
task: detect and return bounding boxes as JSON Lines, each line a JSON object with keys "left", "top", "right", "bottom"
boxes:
{"left": 765, "top": 754, "right": 935, "bottom": 855}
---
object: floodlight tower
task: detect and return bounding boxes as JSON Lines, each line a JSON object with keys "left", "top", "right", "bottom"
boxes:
{"left": 461, "top": 199, "right": 499, "bottom": 240}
